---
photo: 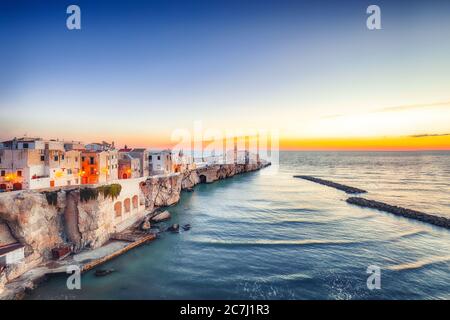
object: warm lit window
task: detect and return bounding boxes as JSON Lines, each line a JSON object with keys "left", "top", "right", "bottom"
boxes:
{"left": 17, "top": 171, "right": 22, "bottom": 177}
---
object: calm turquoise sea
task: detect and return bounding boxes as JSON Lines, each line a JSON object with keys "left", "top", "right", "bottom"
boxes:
{"left": 28, "top": 151, "right": 450, "bottom": 299}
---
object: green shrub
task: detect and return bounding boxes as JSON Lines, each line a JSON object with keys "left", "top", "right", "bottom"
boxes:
{"left": 97, "top": 184, "right": 122, "bottom": 200}
{"left": 80, "top": 188, "right": 99, "bottom": 202}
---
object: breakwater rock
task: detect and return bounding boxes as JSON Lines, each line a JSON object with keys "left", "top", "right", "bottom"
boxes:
{"left": 346, "top": 197, "right": 450, "bottom": 229}
{"left": 294, "top": 176, "right": 367, "bottom": 194}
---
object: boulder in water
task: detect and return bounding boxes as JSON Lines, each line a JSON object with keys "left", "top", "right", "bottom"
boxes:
{"left": 167, "top": 224, "right": 179, "bottom": 233}
{"left": 95, "top": 269, "right": 115, "bottom": 277}
{"left": 151, "top": 210, "right": 171, "bottom": 222}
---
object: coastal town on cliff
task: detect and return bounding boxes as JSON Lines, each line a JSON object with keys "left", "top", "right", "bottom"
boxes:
{"left": 0, "top": 136, "right": 270, "bottom": 299}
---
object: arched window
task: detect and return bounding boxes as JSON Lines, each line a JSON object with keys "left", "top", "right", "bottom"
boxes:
{"left": 124, "top": 198, "right": 131, "bottom": 213}
{"left": 114, "top": 201, "right": 122, "bottom": 217}
{"left": 132, "top": 195, "right": 138, "bottom": 209}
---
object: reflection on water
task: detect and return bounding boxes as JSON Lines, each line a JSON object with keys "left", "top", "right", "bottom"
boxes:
{"left": 28, "top": 151, "right": 450, "bottom": 300}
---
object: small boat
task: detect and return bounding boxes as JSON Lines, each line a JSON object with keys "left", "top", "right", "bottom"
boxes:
{"left": 95, "top": 269, "right": 115, "bottom": 277}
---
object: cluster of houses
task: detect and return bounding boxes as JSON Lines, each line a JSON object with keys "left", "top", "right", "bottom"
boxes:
{"left": 0, "top": 137, "right": 196, "bottom": 192}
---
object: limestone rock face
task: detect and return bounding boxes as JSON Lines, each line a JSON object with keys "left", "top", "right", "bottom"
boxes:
{"left": 181, "top": 170, "right": 200, "bottom": 189}
{"left": 64, "top": 190, "right": 82, "bottom": 249}
{"left": 151, "top": 210, "right": 171, "bottom": 222}
{"left": 76, "top": 198, "right": 115, "bottom": 249}
{"left": 0, "top": 191, "right": 65, "bottom": 280}
{"left": 140, "top": 174, "right": 182, "bottom": 211}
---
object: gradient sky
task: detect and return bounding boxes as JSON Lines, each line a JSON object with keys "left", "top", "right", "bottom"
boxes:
{"left": 1, "top": 0, "right": 450, "bottom": 150}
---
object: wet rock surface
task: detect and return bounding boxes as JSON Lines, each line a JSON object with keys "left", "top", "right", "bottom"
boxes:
{"left": 151, "top": 210, "right": 171, "bottom": 222}
{"left": 347, "top": 197, "right": 450, "bottom": 229}
{"left": 294, "top": 175, "right": 367, "bottom": 194}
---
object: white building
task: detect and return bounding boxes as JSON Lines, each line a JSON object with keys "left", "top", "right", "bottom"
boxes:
{"left": 0, "top": 138, "right": 82, "bottom": 190}
{"left": 148, "top": 150, "right": 173, "bottom": 175}
{"left": 128, "top": 148, "right": 150, "bottom": 177}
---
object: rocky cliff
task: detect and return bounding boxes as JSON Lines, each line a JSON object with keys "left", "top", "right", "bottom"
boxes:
{"left": 0, "top": 161, "right": 269, "bottom": 285}
{"left": 140, "top": 174, "right": 182, "bottom": 212}
{"left": 0, "top": 191, "right": 65, "bottom": 280}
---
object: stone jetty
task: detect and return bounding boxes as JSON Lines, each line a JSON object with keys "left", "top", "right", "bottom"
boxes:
{"left": 294, "top": 176, "right": 367, "bottom": 194}
{"left": 346, "top": 197, "right": 450, "bottom": 229}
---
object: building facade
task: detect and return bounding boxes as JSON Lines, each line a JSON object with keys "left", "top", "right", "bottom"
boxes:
{"left": 128, "top": 148, "right": 150, "bottom": 177}
{"left": 118, "top": 153, "right": 141, "bottom": 179}
{"left": 0, "top": 138, "right": 81, "bottom": 190}
{"left": 148, "top": 150, "right": 173, "bottom": 175}
{"left": 80, "top": 150, "right": 118, "bottom": 184}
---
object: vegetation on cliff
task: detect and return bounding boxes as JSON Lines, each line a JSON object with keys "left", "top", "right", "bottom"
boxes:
{"left": 80, "top": 184, "right": 122, "bottom": 202}
{"left": 43, "top": 191, "right": 59, "bottom": 206}
{"left": 97, "top": 184, "right": 122, "bottom": 200}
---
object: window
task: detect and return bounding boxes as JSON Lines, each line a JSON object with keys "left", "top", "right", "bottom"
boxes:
{"left": 81, "top": 156, "right": 85, "bottom": 162}
{"left": 114, "top": 202, "right": 122, "bottom": 217}
{"left": 17, "top": 171, "right": 22, "bottom": 177}
{"left": 75, "top": 157, "right": 78, "bottom": 162}
{"left": 90, "top": 157, "right": 95, "bottom": 165}
{"left": 54, "top": 155, "right": 58, "bottom": 161}
{"left": 0, "top": 157, "right": 1, "bottom": 164}
{"left": 90, "top": 167, "right": 95, "bottom": 175}
{"left": 132, "top": 195, "right": 138, "bottom": 209}
{"left": 149, "top": 155, "right": 152, "bottom": 161}
{"left": 40, "top": 155, "right": 45, "bottom": 161}
{"left": 23, "top": 143, "right": 29, "bottom": 149}
{"left": 124, "top": 198, "right": 131, "bottom": 213}
{"left": 157, "top": 156, "right": 160, "bottom": 160}
{"left": 61, "top": 154, "right": 65, "bottom": 160}
{"left": 1, "top": 170, "right": 5, "bottom": 176}
{"left": 67, "top": 169, "right": 72, "bottom": 175}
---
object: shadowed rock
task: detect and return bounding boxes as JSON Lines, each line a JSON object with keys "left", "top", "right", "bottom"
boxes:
{"left": 294, "top": 176, "right": 367, "bottom": 194}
